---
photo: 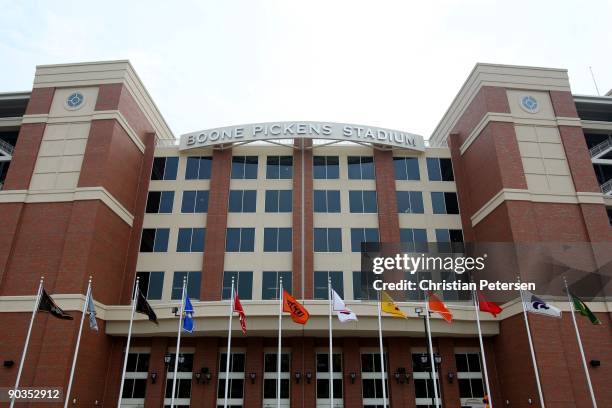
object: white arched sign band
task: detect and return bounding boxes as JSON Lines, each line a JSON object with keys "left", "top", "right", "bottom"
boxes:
{"left": 179, "top": 121, "right": 425, "bottom": 151}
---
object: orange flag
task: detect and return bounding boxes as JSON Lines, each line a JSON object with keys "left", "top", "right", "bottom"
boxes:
{"left": 428, "top": 292, "right": 452, "bottom": 323}
{"left": 282, "top": 290, "right": 310, "bottom": 325}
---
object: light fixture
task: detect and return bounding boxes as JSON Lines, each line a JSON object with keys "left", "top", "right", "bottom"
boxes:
{"left": 248, "top": 372, "right": 256, "bottom": 384}
{"left": 195, "top": 372, "right": 202, "bottom": 384}
{"left": 201, "top": 367, "right": 211, "bottom": 384}
{"left": 305, "top": 371, "right": 312, "bottom": 384}
{"left": 294, "top": 371, "right": 302, "bottom": 384}
{"left": 3, "top": 360, "right": 14, "bottom": 368}
{"left": 447, "top": 372, "right": 454, "bottom": 383}
{"left": 394, "top": 367, "right": 407, "bottom": 384}
{"left": 178, "top": 354, "right": 185, "bottom": 364}
{"left": 349, "top": 372, "right": 356, "bottom": 384}
{"left": 590, "top": 360, "right": 600, "bottom": 367}
{"left": 150, "top": 372, "right": 158, "bottom": 384}
{"left": 434, "top": 354, "right": 442, "bottom": 365}
{"left": 420, "top": 355, "right": 428, "bottom": 365}
{"left": 164, "top": 354, "right": 172, "bottom": 366}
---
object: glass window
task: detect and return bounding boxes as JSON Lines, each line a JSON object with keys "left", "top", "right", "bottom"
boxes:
{"left": 265, "top": 190, "right": 292, "bottom": 212}
{"left": 136, "top": 272, "right": 164, "bottom": 300}
{"left": 314, "top": 190, "right": 340, "bottom": 213}
{"left": 263, "top": 227, "right": 292, "bottom": 252}
{"left": 313, "top": 156, "right": 340, "bottom": 179}
{"left": 396, "top": 191, "right": 424, "bottom": 214}
{"left": 393, "top": 157, "right": 420, "bottom": 180}
{"left": 151, "top": 157, "right": 178, "bottom": 180}
{"left": 185, "top": 156, "right": 212, "bottom": 180}
{"left": 266, "top": 156, "right": 293, "bottom": 179}
{"left": 349, "top": 190, "right": 377, "bottom": 213}
{"left": 427, "top": 158, "right": 454, "bottom": 181}
{"left": 146, "top": 191, "right": 174, "bottom": 214}
{"left": 313, "top": 271, "right": 344, "bottom": 299}
{"left": 400, "top": 228, "right": 428, "bottom": 252}
{"left": 177, "top": 228, "right": 205, "bottom": 252}
{"left": 352, "top": 271, "right": 378, "bottom": 300}
{"left": 350, "top": 228, "right": 379, "bottom": 252}
{"left": 121, "top": 353, "right": 150, "bottom": 399}
{"left": 217, "top": 353, "right": 246, "bottom": 405}
{"left": 231, "top": 156, "right": 258, "bottom": 179}
{"left": 171, "top": 271, "right": 201, "bottom": 299}
{"left": 140, "top": 228, "right": 169, "bottom": 252}
{"left": 436, "top": 229, "right": 464, "bottom": 253}
{"left": 225, "top": 228, "right": 255, "bottom": 252}
{"left": 228, "top": 190, "right": 256, "bottom": 213}
{"left": 431, "top": 192, "right": 459, "bottom": 214}
{"left": 262, "top": 271, "right": 292, "bottom": 299}
{"left": 347, "top": 156, "right": 375, "bottom": 180}
{"left": 222, "top": 271, "right": 253, "bottom": 300}
{"left": 181, "top": 190, "right": 208, "bottom": 213}
{"left": 314, "top": 228, "right": 342, "bottom": 252}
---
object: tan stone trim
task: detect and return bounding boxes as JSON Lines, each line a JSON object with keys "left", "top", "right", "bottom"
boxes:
{"left": 581, "top": 120, "right": 612, "bottom": 131}
{"left": 459, "top": 113, "right": 582, "bottom": 156}
{"left": 471, "top": 188, "right": 606, "bottom": 226}
{"left": 32, "top": 60, "right": 174, "bottom": 140}
{"left": 0, "top": 186, "right": 134, "bottom": 226}
{"left": 21, "top": 110, "right": 145, "bottom": 153}
{"left": 0, "top": 117, "right": 22, "bottom": 128}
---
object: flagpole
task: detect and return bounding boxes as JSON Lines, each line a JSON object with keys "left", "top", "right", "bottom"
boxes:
{"left": 118, "top": 277, "right": 139, "bottom": 407}
{"left": 376, "top": 290, "right": 387, "bottom": 408}
{"left": 277, "top": 277, "right": 283, "bottom": 408}
{"left": 328, "top": 276, "right": 334, "bottom": 408}
{"left": 223, "top": 277, "right": 235, "bottom": 408}
{"left": 171, "top": 277, "right": 187, "bottom": 408}
{"left": 564, "top": 277, "right": 597, "bottom": 408}
{"left": 424, "top": 293, "right": 440, "bottom": 408}
{"left": 10, "top": 277, "right": 44, "bottom": 408}
{"left": 473, "top": 289, "right": 493, "bottom": 408}
{"left": 519, "top": 287, "right": 545, "bottom": 408}
{"left": 64, "top": 277, "right": 92, "bottom": 408}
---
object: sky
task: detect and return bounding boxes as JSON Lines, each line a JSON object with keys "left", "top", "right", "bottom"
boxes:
{"left": 1, "top": 1, "right": 611, "bottom": 140}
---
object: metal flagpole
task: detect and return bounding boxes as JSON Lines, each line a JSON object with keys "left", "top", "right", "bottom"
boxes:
{"left": 223, "top": 277, "right": 235, "bottom": 408}
{"left": 564, "top": 277, "right": 597, "bottom": 408}
{"left": 64, "top": 277, "right": 92, "bottom": 408}
{"left": 277, "top": 277, "right": 283, "bottom": 408}
{"left": 425, "top": 293, "right": 440, "bottom": 408}
{"left": 10, "top": 277, "right": 44, "bottom": 408}
{"left": 519, "top": 288, "right": 545, "bottom": 408}
{"left": 117, "top": 277, "right": 139, "bottom": 407}
{"left": 170, "top": 277, "right": 187, "bottom": 408}
{"left": 376, "top": 290, "right": 387, "bottom": 408}
{"left": 473, "top": 289, "right": 493, "bottom": 408}
{"left": 328, "top": 276, "right": 334, "bottom": 408}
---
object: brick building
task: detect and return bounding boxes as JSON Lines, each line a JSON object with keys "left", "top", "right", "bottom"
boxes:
{"left": 0, "top": 61, "right": 610, "bottom": 407}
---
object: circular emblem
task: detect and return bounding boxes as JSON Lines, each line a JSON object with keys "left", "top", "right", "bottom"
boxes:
{"left": 520, "top": 95, "right": 539, "bottom": 113}
{"left": 65, "top": 92, "right": 85, "bottom": 110}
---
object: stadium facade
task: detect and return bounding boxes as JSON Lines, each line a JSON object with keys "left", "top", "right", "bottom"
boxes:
{"left": 0, "top": 61, "right": 610, "bottom": 407}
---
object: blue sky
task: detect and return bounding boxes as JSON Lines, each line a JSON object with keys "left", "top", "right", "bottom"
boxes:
{"left": 1, "top": 1, "right": 611, "bottom": 140}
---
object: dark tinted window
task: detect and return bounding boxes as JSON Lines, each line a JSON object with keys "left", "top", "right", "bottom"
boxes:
{"left": 313, "top": 271, "right": 343, "bottom": 299}
{"left": 347, "top": 156, "right": 375, "bottom": 179}
{"left": 262, "top": 271, "right": 292, "bottom": 299}
{"left": 350, "top": 228, "right": 379, "bottom": 252}
{"left": 231, "top": 156, "right": 258, "bottom": 179}
{"left": 226, "top": 228, "right": 255, "bottom": 252}
{"left": 393, "top": 157, "right": 420, "bottom": 180}
{"left": 136, "top": 271, "right": 164, "bottom": 300}
{"left": 151, "top": 157, "right": 178, "bottom": 180}
{"left": 396, "top": 191, "right": 424, "bottom": 214}
{"left": 171, "top": 271, "right": 201, "bottom": 299}
{"left": 313, "top": 156, "right": 339, "bottom": 179}
{"left": 229, "top": 190, "right": 256, "bottom": 212}
{"left": 265, "top": 190, "right": 292, "bottom": 212}
{"left": 263, "top": 228, "right": 292, "bottom": 252}
{"left": 222, "top": 271, "right": 253, "bottom": 300}
{"left": 314, "top": 190, "right": 340, "bottom": 213}
{"left": 314, "top": 228, "right": 342, "bottom": 252}
{"left": 185, "top": 156, "right": 212, "bottom": 180}
{"left": 349, "top": 190, "right": 377, "bottom": 213}
{"left": 266, "top": 156, "right": 293, "bottom": 179}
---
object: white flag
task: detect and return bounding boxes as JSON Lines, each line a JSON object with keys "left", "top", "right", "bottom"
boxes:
{"left": 522, "top": 291, "right": 561, "bottom": 318}
{"left": 332, "top": 289, "right": 357, "bottom": 322}
{"left": 87, "top": 291, "right": 98, "bottom": 331}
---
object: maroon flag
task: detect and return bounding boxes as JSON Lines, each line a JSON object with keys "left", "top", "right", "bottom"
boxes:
{"left": 478, "top": 291, "right": 503, "bottom": 317}
{"left": 234, "top": 290, "right": 247, "bottom": 334}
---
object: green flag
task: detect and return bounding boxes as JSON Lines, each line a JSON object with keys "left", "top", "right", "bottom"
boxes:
{"left": 571, "top": 293, "right": 601, "bottom": 325}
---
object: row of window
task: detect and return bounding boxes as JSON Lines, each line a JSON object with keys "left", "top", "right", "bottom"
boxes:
{"left": 141, "top": 227, "right": 463, "bottom": 253}
{"left": 146, "top": 189, "right": 459, "bottom": 215}
{"left": 121, "top": 351, "right": 483, "bottom": 406}
{"left": 151, "top": 156, "right": 454, "bottom": 182}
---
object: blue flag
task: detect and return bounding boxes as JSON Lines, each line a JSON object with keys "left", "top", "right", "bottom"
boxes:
{"left": 182, "top": 294, "right": 194, "bottom": 333}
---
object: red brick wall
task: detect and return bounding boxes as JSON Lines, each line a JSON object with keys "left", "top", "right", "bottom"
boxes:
{"left": 374, "top": 149, "right": 400, "bottom": 243}
{"left": 244, "top": 338, "right": 264, "bottom": 408}
{"left": 191, "top": 338, "right": 219, "bottom": 406}
{"left": 25, "top": 87, "right": 55, "bottom": 115}
{"left": 144, "top": 337, "right": 169, "bottom": 407}
{"left": 290, "top": 337, "right": 316, "bottom": 408}
{"left": 2, "top": 123, "right": 46, "bottom": 190}
{"left": 201, "top": 148, "right": 233, "bottom": 300}
{"left": 388, "top": 337, "right": 415, "bottom": 408}
{"left": 293, "top": 139, "right": 314, "bottom": 298}
{"left": 342, "top": 338, "right": 363, "bottom": 407}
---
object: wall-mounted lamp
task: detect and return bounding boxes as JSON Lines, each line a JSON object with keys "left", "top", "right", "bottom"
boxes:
{"left": 195, "top": 371, "right": 202, "bottom": 384}
{"left": 349, "top": 372, "right": 357, "bottom": 384}
{"left": 150, "top": 372, "right": 158, "bottom": 384}
{"left": 248, "top": 372, "right": 256, "bottom": 384}
{"left": 199, "top": 367, "right": 211, "bottom": 384}
{"left": 434, "top": 354, "right": 442, "bottom": 365}
{"left": 394, "top": 367, "right": 408, "bottom": 384}
{"left": 305, "top": 371, "right": 312, "bottom": 384}
{"left": 3, "top": 360, "right": 14, "bottom": 368}
{"left": 447, "top": 372, "right": 454, "bottom": 384}
{"left": 590, "top": 359, "right": 600, "bottom": 367}
{"left": 164, "top": 354, "right": 172, "bottom": 367}
{"left": 294, "top": 371, "right": 302, "bottom": 384}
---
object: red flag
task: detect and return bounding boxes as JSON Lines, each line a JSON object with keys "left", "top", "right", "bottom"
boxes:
{"left": 477, "top": 291, "right": 502, "bottom": 317}
{"left": 428, "top": 292, "right": 453, "bottom": 323}
{"left": 234, "top": 290, "right": 247, "bottom": 334}
{"left": 282, "top": 290, "right": 310, "bottom": 325}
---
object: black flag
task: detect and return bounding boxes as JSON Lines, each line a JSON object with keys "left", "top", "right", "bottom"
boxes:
{"left": 136, "top": 291, "right": 158, "bottom": 324}
{"left": 38, "top": 289, "right": 73, "bottom": 320}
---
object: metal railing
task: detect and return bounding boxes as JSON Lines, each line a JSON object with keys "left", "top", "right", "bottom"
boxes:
{"left": 589, "top": 137, "right": 612, "bottom": 158}
{"left": 0, "top": 138, "right": 14, "bottom": 156}
{"left": 601, "top": 179, "right": 612, "bottom": 195}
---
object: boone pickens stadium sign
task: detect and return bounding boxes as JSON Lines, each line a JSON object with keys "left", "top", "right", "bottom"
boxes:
{"left": 180, "top": 121, "right": 425, "bottom": 151}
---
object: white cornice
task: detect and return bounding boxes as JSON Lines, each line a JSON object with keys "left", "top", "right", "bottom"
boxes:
{"left": 32, "top": 60, "right": 175, "bottom": 141}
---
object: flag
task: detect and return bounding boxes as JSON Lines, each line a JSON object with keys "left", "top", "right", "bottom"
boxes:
{"left": 183, "top": 294, "right": 195, "bottom": 333}
{"left": 136, "top": 290, "right": 158, "bottom": 324}
{"left": 477, "top": 291, "right": 503, "bottom": 317}
{"left": 38, "top": 288, "right": 73, "bottom": 320}
{"left": 283, "top": 290, "right": 310, "bottom": 325}
{"left": 428, "top": 292, "right": 453, "bottom": 323}
{"left": 332, "top": 289, "right": 357, "bottom": 322}
{"left": 522, "top": 291, "right": 561, "bottom": 318}
{"left": 87, "top": 291, "right": 98, "bottom": 331}
{"left": 234, "top": 290, "right": 247, "bottom": 333}
{"left": 380, "top": 291, "right": 407, "bottom": 318}
{"left": 570, "top": 292, "right": 601, "bottom": 325}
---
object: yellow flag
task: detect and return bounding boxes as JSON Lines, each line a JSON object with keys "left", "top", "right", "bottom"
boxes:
{"left": 380, "top": 291, "right": 407, "bottom": 318}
